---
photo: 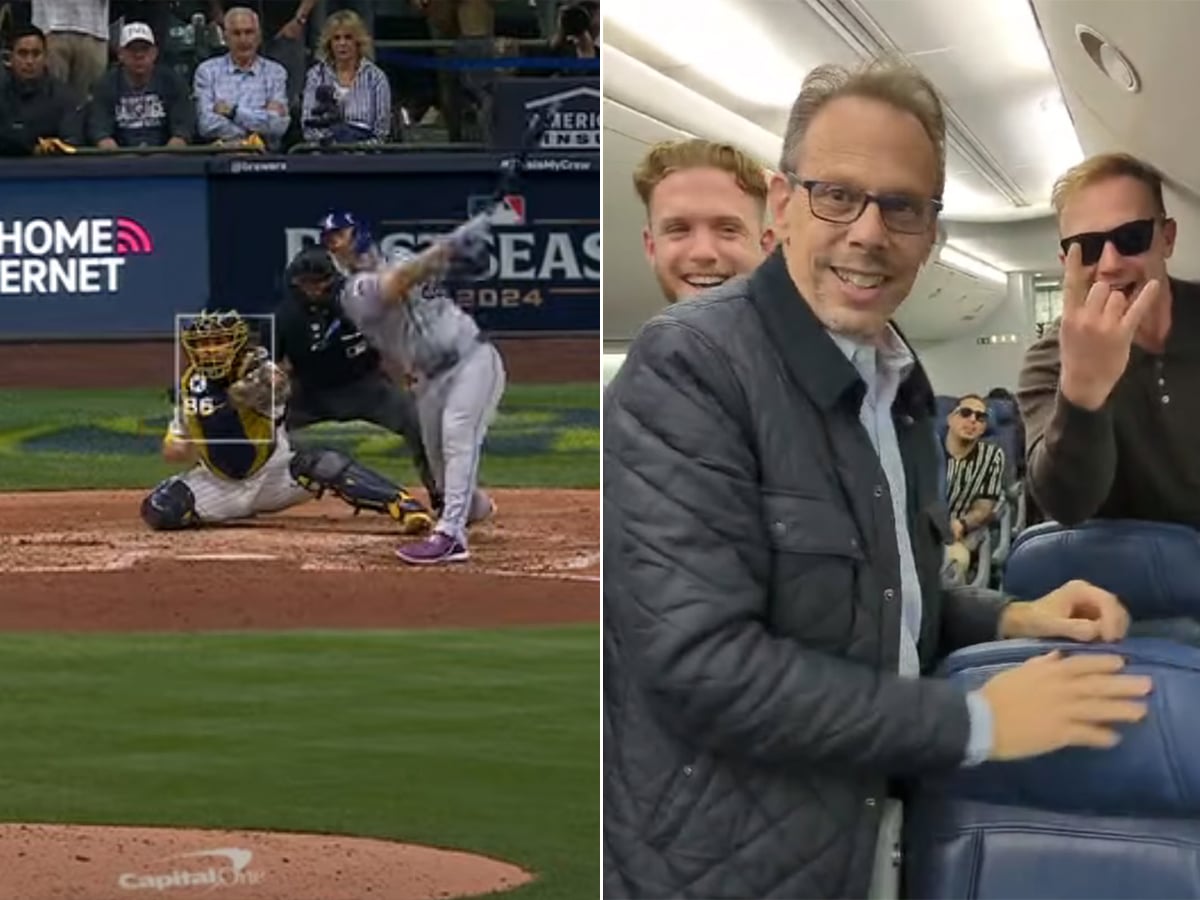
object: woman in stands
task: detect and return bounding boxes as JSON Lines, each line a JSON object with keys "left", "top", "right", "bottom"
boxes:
{"left": 300, "top": 9, "right": 391, "bottom": 144}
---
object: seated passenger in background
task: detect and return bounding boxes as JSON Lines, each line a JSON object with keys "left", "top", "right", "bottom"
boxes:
{"left": 301, "top": 9, "right": 390, "bottom": 144}
{"left": 943, "top": 393, "right": 1006, "bottom": 584}
{"left": 88, "top": 23, "right": 193, "bottom": 149}
{"left": 0, "top": 25, "right": 84, "bottom": 155}
{"left": 193, "top": 6, "right": 289, "bottom": 147}
{"left": 633, "top": 137, "right": 775, "bottom": 303}
{"left": 1018, "top": 152, "right": 1200, "bottom": 528}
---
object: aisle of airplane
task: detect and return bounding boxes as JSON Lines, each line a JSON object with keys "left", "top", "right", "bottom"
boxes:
{"left": 601, "top": 0, "right": 1200, "bottom": 394}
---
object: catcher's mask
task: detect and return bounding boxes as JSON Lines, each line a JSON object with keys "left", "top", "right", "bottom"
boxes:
{"left": 181, "top": 310, "right": 249, "bottom": 380}
{"left": 287, "top": 246, "right": 342, "bottom": 303}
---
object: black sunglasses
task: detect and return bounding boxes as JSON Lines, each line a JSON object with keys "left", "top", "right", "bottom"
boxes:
{"left": 955, "top": 408, "right": 987, "bottom": 422}
{"left": 1060, "top": 218, "right": 1157, "bottom": 266}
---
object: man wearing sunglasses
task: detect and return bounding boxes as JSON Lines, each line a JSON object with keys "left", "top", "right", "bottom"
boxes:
{"left": 943, "top": 394, "right": 1007, "bottom": 584}
{"left": 604, "top": 60, "right": 1147, "bottom": 900}
{"left": 1017, "top": 152, "right": 1199, "bottom": 528}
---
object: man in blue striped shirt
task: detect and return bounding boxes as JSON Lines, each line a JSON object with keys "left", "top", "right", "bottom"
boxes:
{"left": 193, "top": 6, "right": 290, "bottom": 147}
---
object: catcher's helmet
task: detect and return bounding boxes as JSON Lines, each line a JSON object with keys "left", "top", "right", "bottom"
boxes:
{"left": 181, "top": 310, "right": 249, "bottom": 381}
{"left": 286, "top": 246, "right": 343, "bottom": 301}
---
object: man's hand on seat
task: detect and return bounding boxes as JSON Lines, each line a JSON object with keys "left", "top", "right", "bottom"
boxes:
{"left": 999, "top": 579, "right": 1131, "bottom": 643}
{"left": 979, "top": 649, "right": 1151, "bottom": 759}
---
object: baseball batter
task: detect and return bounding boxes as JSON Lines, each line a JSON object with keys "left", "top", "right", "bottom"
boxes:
{"left": 141, "top": 309, "right": 435, "bottom": 533}
{"left": 275, "top": 246, "right": 441, "bottom": 511}
{"left": 338, "top": 215, "right": 505, "bottom": 565}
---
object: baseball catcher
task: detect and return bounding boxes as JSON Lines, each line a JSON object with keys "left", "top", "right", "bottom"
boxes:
{"left": 140, "top": 309, "right": 434, "bottom": 533}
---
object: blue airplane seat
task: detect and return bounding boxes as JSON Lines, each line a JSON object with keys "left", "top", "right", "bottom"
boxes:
{"left": 984, "top": 396, "right": 1023, "bottom": 486}
{"left": 982, "top": 397, "right": 1026, "bottom": 564}
{"left": 1003, "top": 519, "right": 1200, "bottom": 615}
{"left": 906, "top": 519, "right": 1200, "bottom": 898}
{"left": 906, "top": 639, "right": 1200, "bottom": 899}
{"left": 935, "top": 394, "right": 959, "bottom": 423}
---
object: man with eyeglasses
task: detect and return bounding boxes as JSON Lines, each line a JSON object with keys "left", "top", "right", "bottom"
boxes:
{"left": 1017, "top": 152, "right": 1200, "bottom": 529}
{"left": 604, "top": 59, "right": 1146, "bottom": 900}
{"left": 943, "top": 394, "right": 1006, "bottom": 584}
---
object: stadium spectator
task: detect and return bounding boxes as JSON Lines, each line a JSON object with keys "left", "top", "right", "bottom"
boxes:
{"left": 549, "top": 1, "right": 596, "bottom": 60}
{"left": 87, "top": 22, "right": 192, "bottom": 147}
{"left": 942, "top": 393, "right": 1007, "bottom": 584}
{"left": 209, "top": 1, "right": 316, "bottom": 115}
{"left": 301, "top": 8, "right": 389, "bottom": 143}
{"left": 192, "top": 5, "right": 289, "bottom": 146}
{"left": 0, "top": 24, "right": 84, "bottom": 154}
{"left": 32, "top": 0, "right": 111, "bottom": 98}
{"left": 416, "top": 0, "right": 494, "bottom": 142}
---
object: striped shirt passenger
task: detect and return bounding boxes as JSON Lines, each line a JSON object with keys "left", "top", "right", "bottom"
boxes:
{"left": 943, "top": 393, "right": 1007, "bottom": 582}
{"left": 947, "top": 439, "right": 1006, "bottom": 521}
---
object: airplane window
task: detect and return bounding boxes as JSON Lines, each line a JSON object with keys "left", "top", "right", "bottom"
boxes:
{"left": 1034, "top": 283, "right": 1064, "bottom": 330}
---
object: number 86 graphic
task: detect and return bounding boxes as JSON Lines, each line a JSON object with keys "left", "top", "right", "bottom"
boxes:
{"left": 184, "top": 396, "right": 216, "bottom": 416}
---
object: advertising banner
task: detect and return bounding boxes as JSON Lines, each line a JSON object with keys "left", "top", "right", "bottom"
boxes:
{"left": 208, "top": 157, "right": 599, "bottom": 333}
{"left": 493, "top": 77, "right": 599, "bottom": 151}
{"left": 0, "top": 176, "right": 211, "bottom": 339}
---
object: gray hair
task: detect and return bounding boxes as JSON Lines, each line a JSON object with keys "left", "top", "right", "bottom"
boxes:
{"left": 778, "top": 58, "right": 947, "bottom": 198}
{"left": 224, "top": 6, "right": 260, "bottom": 31}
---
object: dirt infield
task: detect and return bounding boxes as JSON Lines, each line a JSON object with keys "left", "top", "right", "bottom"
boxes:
{"left": 1, "top": 823, "right": 533, "bottom": 900}
{"left": 0, "top": 488, "right": 598, "bottom": 632}
{"left": 0, "top": 337, "right": 597, "bottom": 389}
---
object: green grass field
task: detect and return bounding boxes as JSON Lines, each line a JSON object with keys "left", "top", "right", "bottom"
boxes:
{"left": 0, "top": 627, "right": 599, "bottom": 898}
{"left": 0, "top": 382, "right": 599, "bottom": 491}
{"left": 0, "top": 381, "right": 600, "bottom": 898}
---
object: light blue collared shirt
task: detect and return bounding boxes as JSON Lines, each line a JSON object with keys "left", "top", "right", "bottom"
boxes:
{"left": 193, "top": 53, "right": 290, "bottom": 144}
{"left": 828, "top": 327, "right": 992, "bottom": 766}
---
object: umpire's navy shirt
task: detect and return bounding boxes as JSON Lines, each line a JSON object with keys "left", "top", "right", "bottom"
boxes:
{"left": 273, "top": 293, "right": 382, "bottom": 390}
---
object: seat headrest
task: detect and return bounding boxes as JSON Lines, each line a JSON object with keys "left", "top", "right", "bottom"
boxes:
{"left": 1005, "top": 520, "right": 1200, "bottom": 620}
{"left": 931, "top": 638, "right": 1200, "bottom": 818}
{"left": 987, "top": 397, "right": 1016, "bottom": 426}
{"left": 936, "top": 395, "right": 958, "bottom": 420}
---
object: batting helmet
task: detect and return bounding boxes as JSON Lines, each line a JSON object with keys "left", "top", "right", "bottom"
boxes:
{"left": 319, "top": 210, "right": 374, "bottom": 258}
{"left": 181, "top": 310, "right": 249, "bottom": 381}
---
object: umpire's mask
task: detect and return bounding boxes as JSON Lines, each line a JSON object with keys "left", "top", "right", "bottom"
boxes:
{"left": 287, "top": 246, "right": 342, "bottom": 304}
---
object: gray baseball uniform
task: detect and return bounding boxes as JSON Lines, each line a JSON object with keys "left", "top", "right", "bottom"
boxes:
{"left": 339, "top": 265, "right": 505, "bottom": 546}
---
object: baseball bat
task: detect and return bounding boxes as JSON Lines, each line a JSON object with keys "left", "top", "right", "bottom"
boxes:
{"left": 379, "top": 103, "right": 563, "bottom": 291}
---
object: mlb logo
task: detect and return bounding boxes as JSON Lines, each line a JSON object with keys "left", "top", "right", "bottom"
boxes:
{"left": 468, "top": 193, "right": 525, "bottom": 225}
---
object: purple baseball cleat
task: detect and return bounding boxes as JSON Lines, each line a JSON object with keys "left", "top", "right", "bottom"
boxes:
{"left": 395, "top": 532, "right": 469, "bottom": 565}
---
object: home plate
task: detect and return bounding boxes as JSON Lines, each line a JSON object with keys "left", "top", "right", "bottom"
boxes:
{"left": 173, "top": 553, "right": 280, "bottom": 562}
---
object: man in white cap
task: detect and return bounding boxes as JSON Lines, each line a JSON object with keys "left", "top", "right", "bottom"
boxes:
{"left": 87, "top": 22, "right": 193, "bottom": 148}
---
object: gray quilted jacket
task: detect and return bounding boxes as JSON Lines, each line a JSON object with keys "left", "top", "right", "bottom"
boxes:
{"left": 602, "top": 250, "right": 1009, "bottom": 899}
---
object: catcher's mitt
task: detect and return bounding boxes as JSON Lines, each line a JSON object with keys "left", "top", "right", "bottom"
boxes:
{"left": 228, "top": 347, "right": 291, "bottom": 416}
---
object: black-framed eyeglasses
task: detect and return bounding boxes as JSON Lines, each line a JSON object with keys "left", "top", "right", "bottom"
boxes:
{"left": 955, "top": 408, "right": 988, "bottom": 423}
{"left": 785, "top": 173, "right": 942, "bottom": 235}
{"left": 1060, "top": 217, "right": 1160, "bottom": 266}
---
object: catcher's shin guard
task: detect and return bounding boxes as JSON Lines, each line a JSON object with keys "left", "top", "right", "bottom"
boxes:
{"left": 289, "top": 448, "right": 433, "bottom": 533}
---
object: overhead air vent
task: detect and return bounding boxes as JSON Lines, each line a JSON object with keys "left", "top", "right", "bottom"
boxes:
{"left": 1076, "top": 25, "right": 1140, "bottom": 93}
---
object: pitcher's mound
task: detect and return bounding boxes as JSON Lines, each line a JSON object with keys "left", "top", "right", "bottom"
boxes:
{"left": 0, "top": 823, "right": 533, "bottom": 900}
